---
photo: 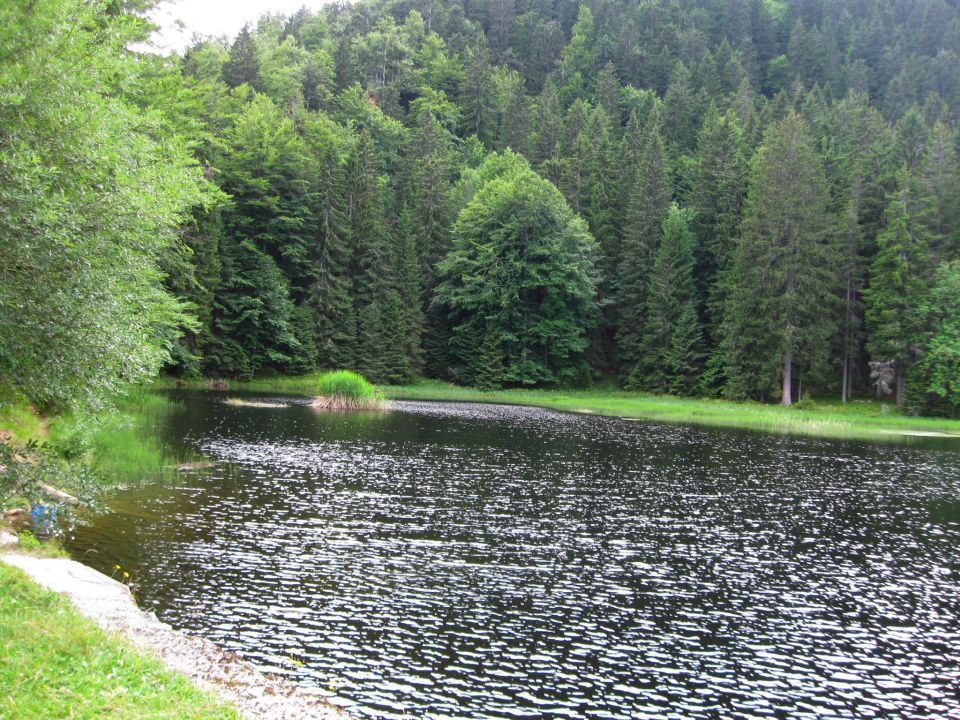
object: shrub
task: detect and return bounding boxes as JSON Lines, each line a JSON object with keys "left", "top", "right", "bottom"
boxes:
{"left": 312, "top": 371, "right": 386, "bottom": 411}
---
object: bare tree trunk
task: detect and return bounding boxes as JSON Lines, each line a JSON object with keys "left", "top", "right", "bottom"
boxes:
{"left": 782, "top": 349, "right": 793, "bottom": 406}
{"left": 842, "top": 355, "right": 849, "bottom": 404}
{"left": 896, "top": 367, "right": 905, "bottom": 408}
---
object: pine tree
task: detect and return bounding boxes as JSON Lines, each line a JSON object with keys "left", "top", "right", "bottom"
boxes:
{"left": 379, "top": 289, "right": 411, "bottom": 383}
{"left": 594, "top": 62, "right": 621, "bottom": 121}
{"left": 345, "top": 130, "right": 390, "bottom": 372}
{"left": 664, "top": 62, "right": 702, "bottom": 153}
{"left": 863, "top": 169, "right": 933, "bottom": 407}
{"left": 627, "top": 204, "right": 702, "bottom": 394}
{"left": 345, "top": 130, "right": 388, "bottom": 307}
{"left": 460, "top": 38, "right": 497, "bottom": 146}
{"left": 721, "top": 113, "right": 838, "bottom": 405}
{"left": 407, "top": 113, "right": 454, "bottom": 289}
{"left": 307, "top": 142, "right": 354, "bottom": 370}
{"left": 617, "top": 105, "right": 671, "bottom": 370}
{"left": 688, "top": 107, "right": 747, "bottom": 333}
{"left": 921, "top": 122, "right": 959, "bottom": 260}
{"left": 473, "top": 321, "right": 505, "bottom": 390}
{"left": 223, "top": 25, "right": 260, "bottom": 89}
{"left": 394, "top": 208, "right": 425, "bottom": 375}
{"left": 208, "top": 240, "right": 300, "bottom": 378}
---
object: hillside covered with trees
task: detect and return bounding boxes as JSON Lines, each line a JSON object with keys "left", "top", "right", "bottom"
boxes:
{"left": 4, "top": 0, "right": 960, "bottom": 414}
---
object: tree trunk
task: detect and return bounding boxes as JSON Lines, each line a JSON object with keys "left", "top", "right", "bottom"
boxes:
{"left": 896, "top": 367, "right": 905, "bottom": 408}
{"left": 842, "top": 355, "right": 849, "bottom": 404}
{"left": 782, "top": 349, "right": 792, "bottom": 406}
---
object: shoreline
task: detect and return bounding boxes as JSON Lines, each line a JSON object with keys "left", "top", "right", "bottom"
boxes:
{"left": 1, "top": 552, "right": 348, "bottom": 720}
{"left": 156, "top": 376, "right": 960, "bottom": 443}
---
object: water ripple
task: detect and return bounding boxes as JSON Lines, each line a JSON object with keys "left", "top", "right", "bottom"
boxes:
{"left": 70, "top": 395, "right": 960, "bottom": 719}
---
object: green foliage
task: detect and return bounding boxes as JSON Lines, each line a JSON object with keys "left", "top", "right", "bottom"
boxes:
{"left": 0, "top": 0, "right": 211, "bottom": 410}
{"left": 917, "top": 261, "right": 960, "bottom": 411}
{"left": 435, "top": 152, "right": 599, "bottom": 386}
{"left": 7, "top": 0, "right": 960, "bottom": 417}
{"left": 863, "top": 169, "right": 934, "bottom": 405}
{"left": 721, "top": 113, "right": 838, "bottom": 404}
{"left": 617, "top": 105, "right": 671, "bottom": 369}
{"left": 627, "top": 205, "right": 703, "bottom": 395}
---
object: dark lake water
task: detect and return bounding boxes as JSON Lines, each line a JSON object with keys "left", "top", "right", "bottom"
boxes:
{"left": 68, "top": 392, "right": 960, "bottom": 719}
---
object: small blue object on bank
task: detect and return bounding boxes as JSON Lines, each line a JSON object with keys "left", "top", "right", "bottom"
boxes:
{"left": 30, "top": 500, "right": 57, "bottom": 538}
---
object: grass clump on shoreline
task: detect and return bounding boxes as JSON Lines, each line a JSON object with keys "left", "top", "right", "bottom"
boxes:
{"left": 0, "top": 563, "right": 239, "bottom": 720}
{"left": 312, "top": 370, "right": 387, "bottom": 411}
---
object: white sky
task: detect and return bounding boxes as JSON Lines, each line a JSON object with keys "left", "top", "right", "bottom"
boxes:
{"left": 143, "top": 0, "right": 332, "bottom": 52}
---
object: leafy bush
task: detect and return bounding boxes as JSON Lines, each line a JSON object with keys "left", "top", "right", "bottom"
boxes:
{"left": 313, "top": 371, "right": 385, "bottom": 410}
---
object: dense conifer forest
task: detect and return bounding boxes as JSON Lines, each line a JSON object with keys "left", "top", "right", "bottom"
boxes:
{"left": 3, "top": 0, "right": 960, "bottom": 414}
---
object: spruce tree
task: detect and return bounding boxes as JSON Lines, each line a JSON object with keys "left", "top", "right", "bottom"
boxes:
{"left": 921, "top": 122, "right": 959, "bottom": 261}
{"left": 407, "top": 113, "right": 454, "bottom": 289}
{"left": 473, "top": 322, "right": 505, "bottom": 390}
{"left": 394, "top": 208, "right": 425, "bottom": 375}
{"left": 863, "top": 169, "right": 933, "bottom": 407}
{"left": 308, "top": 142, "right": 354, "bottom": 370}
{"left": 617, "top": 105, "right": 671, "bottom": 370}
{"left": 460, "top": 38, "right": 497, "bottom": 146}
{"left": 345, "top": 130, "right": 390, "bottom": 372}
{"left": 223, "top": 24, "right": 260, "bottom": 89}
{"left": 721, "top": 113, "right": 838, "bottom": 405}
{"left": 627, "top": 204, "right": 702, "bottom": 394}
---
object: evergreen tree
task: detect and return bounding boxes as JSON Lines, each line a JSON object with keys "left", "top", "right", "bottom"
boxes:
{"left": 307, "top": 140, "right": 354, "bottom": 370}
{"left": 406, "top": 113, "right": 454, "bottom": 288}
{"left": 627, "top": 205, "right": 703, "bottom": 394}
{"left": 863, "top": 169, "right": 933, "bottom": 407}
{"left": 921, "top": 122, "right": 959, "bottom": 260}
{"left": 617, "top": 106, "right": 671, "bottom": 370}
{"left": 687, "top": 107, "right": 747, "bottom": 350}
{"left": 460, "top": 38, "right": 497, "bottom": 146}
{"left": 473, "top": 321, "right": 505, "bottom": 390}
{"left": 208, "top": 241, "right": 301, "bottom": 378}
{"left": 223, "top": 25, "right": 261, "bottom": 89}
{"left": 394, "top": 208, "right": 426, "bottom": 375}
{"left": 664, "top": 62, "right": 702, "bottom": 153}
{"left": 721, "top": 113, "right": 838, "bottom": 405}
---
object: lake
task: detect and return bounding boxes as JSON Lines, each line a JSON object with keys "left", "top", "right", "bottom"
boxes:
{"left": 68, "top": 392, "right": 960, "bottom": 719}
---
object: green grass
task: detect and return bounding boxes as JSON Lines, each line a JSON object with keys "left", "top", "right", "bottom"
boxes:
{"left": 152, "top": 375, "right": 960, "bottom": 441}
{"left": 0, "top": 397, "right": 46, "bottom": 444}
{"left": 0, "top": 563, "right": 239, "bottom": 720}
{"left": 13, "top": 531, "right": 69, "bottom": 558}
{"left": 383, "top": 381, "right": 960, "bottom": 440}
{"left": 312, "top": 370, "right": 385, "bottom": 410}
{"left": 47, "top": 392, "right": 187, "bottom": 482}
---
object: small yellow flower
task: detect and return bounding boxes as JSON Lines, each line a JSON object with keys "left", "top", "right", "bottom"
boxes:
{"left": 114, "top": 564, "right": 121, "bottom": 570}
{"left": 123, "top": 572, "right": 130, "bottom": 579}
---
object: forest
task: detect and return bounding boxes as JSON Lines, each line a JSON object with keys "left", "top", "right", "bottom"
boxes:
{"left": 2, "top": 0, "right": 960, "bottom": 414}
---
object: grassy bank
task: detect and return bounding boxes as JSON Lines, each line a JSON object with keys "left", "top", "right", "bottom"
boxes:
{"left": 1, "top": 392, "right": 188, "bottom": 511}
{"left": 159, "top": 375, "right": 960, "bottom": 442}
{"left": 0, "top": 561, "right": 238, "bottom": 720}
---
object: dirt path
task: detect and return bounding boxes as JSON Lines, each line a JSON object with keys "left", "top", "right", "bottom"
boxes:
{"left": 2, "top": 553, "right": 349, "bottom": 720}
